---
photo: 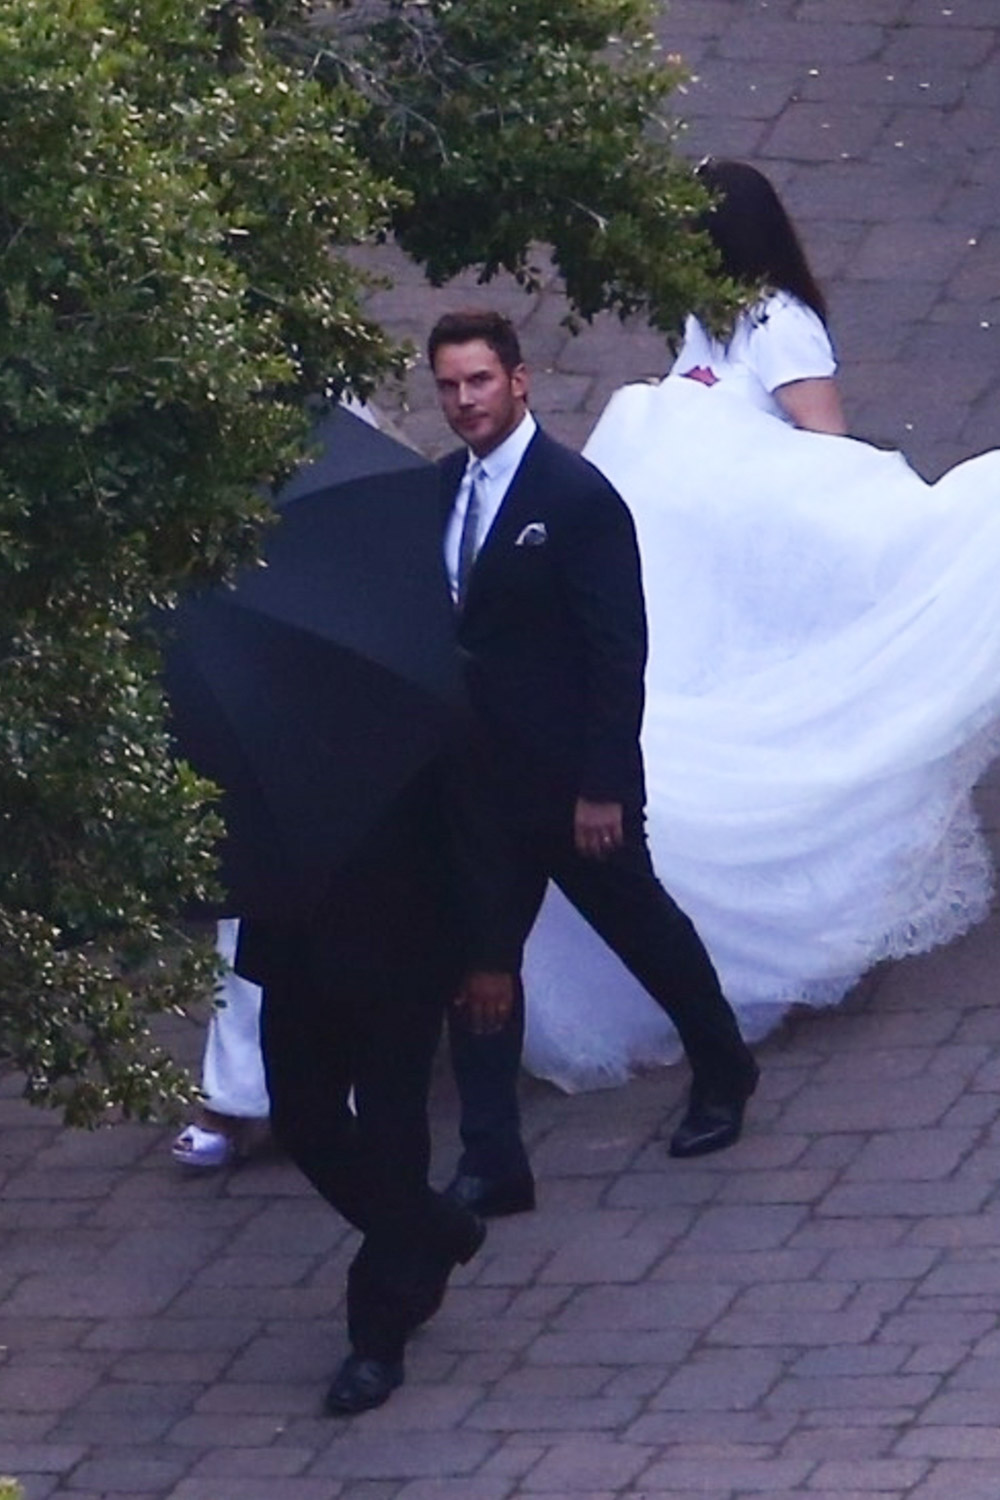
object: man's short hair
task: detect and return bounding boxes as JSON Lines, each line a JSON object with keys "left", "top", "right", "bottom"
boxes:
{"left": 427, "top": 309, "right": 523, "bottom": 374}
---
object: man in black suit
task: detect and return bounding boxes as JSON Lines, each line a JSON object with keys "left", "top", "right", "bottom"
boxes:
{"left": 430, "top": 308, "right": 760, "bottom": 1219}
{"left": 236, "top": 763, "right": 485, "bottom": 1415}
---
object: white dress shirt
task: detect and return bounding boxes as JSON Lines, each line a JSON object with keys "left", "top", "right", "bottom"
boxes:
{"left": 443, "top": 412, "right": 537, "bottom": 602}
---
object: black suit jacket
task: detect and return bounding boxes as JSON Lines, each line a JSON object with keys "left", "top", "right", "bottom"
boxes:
{"left": 442, "top": 426, "right": 651, "bottom": 970}
{"left": 236, "top": 760, "right": 462, "bottom": 993}
{"left": 442, "top": 425, "right": 648, "bottom": 818}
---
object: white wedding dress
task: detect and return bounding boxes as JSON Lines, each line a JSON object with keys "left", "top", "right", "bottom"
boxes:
{"left": 522, "top": 298, "right": 1000, "bottom": 1092}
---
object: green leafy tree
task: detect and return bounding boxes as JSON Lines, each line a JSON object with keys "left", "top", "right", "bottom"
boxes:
{"left": 298, "top": 0, "right": 735, "bottom": 331}
{"left": 0, "top": 0, "right": 400, "bottom": 1123}
{"left": 0, "top": 0, "right": 728, "bottom": 1125}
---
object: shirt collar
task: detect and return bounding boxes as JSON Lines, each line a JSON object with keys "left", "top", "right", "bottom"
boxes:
{"left": 467, "top": 411, "right": 536, "bottom": 482}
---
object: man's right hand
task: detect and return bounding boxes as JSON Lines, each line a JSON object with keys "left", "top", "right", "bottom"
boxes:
{"left": 451, "top": 971, "right": 516, "bottom": 1035}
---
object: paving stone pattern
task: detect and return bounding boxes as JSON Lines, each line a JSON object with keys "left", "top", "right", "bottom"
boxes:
{"left": 3, "top": 2, "right": 1000, "bottom": 1496}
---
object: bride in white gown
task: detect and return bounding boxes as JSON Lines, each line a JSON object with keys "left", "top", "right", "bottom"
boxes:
{"left": 522, "top": 159, "right": 1000, "bottom": 1092}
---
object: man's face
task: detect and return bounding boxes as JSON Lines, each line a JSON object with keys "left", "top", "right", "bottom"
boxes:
{"left": 432, "top": 339, "right": 528, "bottom": 456}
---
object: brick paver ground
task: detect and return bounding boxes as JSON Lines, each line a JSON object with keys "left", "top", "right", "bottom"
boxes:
{"left": 4, "top": 2, "right": 1000, "bottom": 1497}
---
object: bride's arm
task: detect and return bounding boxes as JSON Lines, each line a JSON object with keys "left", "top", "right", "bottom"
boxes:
{"left": 774, "top": 376, "right": 847, "bottom": 435}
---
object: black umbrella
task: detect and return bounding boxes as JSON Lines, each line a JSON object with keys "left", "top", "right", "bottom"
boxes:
{"left": 160, "top": 406, "right": 461, "bottom": 923}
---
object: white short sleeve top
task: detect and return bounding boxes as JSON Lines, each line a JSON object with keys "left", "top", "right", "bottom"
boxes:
{"left": 669, "top": 291, "right": 837, "bottom": 423}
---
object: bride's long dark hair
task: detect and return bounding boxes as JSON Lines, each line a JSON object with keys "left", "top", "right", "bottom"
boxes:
{"left": 695, "top": 158, "right": 829, "bottom": 325}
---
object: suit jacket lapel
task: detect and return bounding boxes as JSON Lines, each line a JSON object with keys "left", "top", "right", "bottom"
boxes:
{"left": 442, "top": 429, "right": 547, "bottom": 614}
{"left": 471, "top": 429, "right": 545, "bottom": 568}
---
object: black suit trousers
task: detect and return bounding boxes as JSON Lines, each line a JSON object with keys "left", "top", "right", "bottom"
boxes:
{"left": 261, "top": 948, "right": 456, "bottom": 1362}
{"left": 448, "top": 808, "right": 755, "bottom": 1179}
{"left": 246, "top": 763, "right": 472, "bottom": 1361}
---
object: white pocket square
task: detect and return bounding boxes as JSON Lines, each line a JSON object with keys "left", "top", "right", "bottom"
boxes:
{"left": 515, "top": 521, "right": 548, "bottom": 547}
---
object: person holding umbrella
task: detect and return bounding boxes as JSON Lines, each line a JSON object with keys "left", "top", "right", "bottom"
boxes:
{"left": 164, "top": 405, "right": 486, "bottom": 1415}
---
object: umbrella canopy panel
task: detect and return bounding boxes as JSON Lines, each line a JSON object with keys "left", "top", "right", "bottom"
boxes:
{"left": 238, "top": 472, "right": 459, "bottom": 706}
{"left": 161, "top": 410, "right": 461, "bottom": 923}
{"left": 277, "top": 404, "right": 424, "bottom": 501}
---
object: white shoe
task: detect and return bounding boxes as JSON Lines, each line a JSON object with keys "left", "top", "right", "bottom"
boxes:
{"left": 171, "top": 1121, "right": 240, "bottom": 1169}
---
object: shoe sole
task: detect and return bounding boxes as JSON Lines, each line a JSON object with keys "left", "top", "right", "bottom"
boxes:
{"left": 324, "top": 1370, "right": 403, "bottom": 1416}
{"left": 668, "top": 1121, "right": 742, "bottom": 1159}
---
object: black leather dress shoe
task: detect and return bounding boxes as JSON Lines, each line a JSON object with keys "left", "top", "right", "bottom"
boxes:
{"left": 324, "top": 1353, "right": 404, "bottom": 1416}
{"left": 443, "top": 1171, "right": 536, "bottom": 1218}
{"left": 669, "top": 1064, "right": 760, "bottom": 1159}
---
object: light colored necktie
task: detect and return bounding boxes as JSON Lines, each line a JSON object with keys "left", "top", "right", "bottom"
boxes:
{"left": 456, "top": 460, "right": 485, "bottom": 608}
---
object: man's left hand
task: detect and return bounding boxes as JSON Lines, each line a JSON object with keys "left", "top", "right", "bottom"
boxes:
{"left": 574, "top": 798, "right": 624, "bottom": 859}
